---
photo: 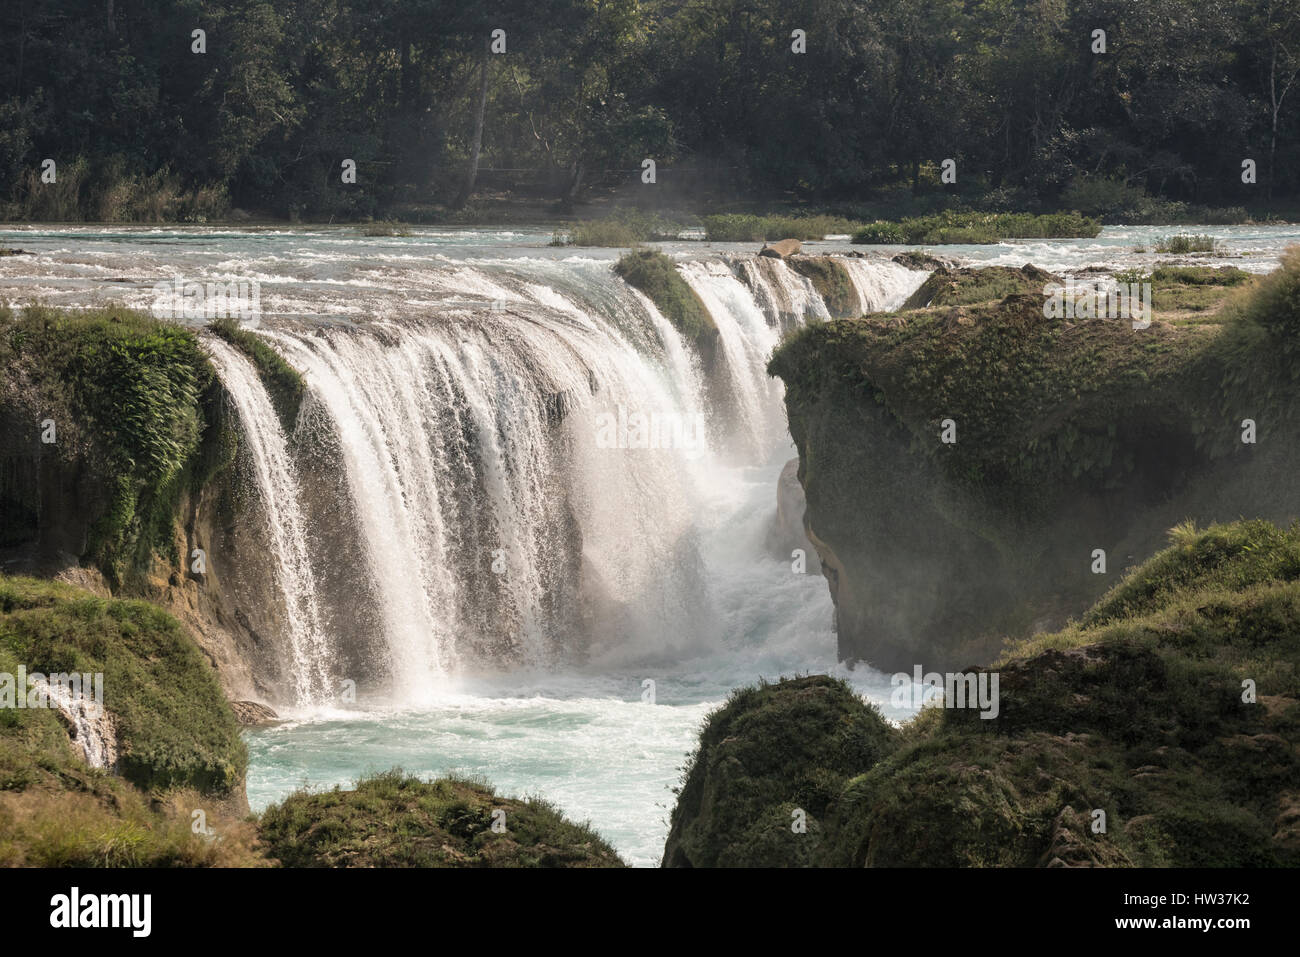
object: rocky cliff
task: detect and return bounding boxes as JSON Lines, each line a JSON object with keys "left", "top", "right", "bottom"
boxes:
{"left": 768, "top": 258, "right": 1300, "bottom": 671}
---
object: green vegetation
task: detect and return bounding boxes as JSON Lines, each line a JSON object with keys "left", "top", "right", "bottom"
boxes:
{"left": 1155, "top": 234, "right": 1219, "bottom": 254}
{"left": 2, "top": 2, "right": 1292, "bottom": 220}
{"left": 552, "top": 209, "right": 685, "bottom": 246}
{"left": 900, "top": 264, "right": 1058, "bottom": 309}
{"left": 767, "top": 251, "right": 1300, "bottom": 670}
{"left": 361, "top": 221, "right": 413, "bottom": 237}
{"left": 1060, "top": 176, "right": 1248, "bottom": 226}
{"left": 0, "top": 574, "right": 261, "bottom": 866}
{"left": 663, "top": 676, "right": 894, "bottom": 867}
{"left": 259, "top": 769, "right": 625, "bottom": 867}
{"left": 0, "top": 304, "right": 216, "bottom": 585}
{"left": 852, "top": 211, "right": 1101, "bottom": 246}
{"left": 787, "top": 257, "right": 858, "bottom": 318}
{"left": 0, "top": 575, "right": 246, "bottom": 794}
{"left": 1115, "top": 265, "right": 1259, "bottom": 317}
{"left": 702, "top": 214, "right": 859, "bottom": 242}
{"left": 613, "top": 249, "right": 716, "bottom": 347}
{"left": 208, "top": 318, "right": 306, "bottom": 431}
{"left": 665, "top": 520, "right": 1300, "bottom": 867}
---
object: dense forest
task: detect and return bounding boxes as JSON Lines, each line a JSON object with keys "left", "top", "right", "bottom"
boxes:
{"left": 2, "top": 0, "right": 1299, "bottom": 221}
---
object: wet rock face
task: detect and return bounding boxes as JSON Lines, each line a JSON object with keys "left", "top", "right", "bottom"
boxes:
{"left": 765, "top": 457, "right": 813, "bottom": 560}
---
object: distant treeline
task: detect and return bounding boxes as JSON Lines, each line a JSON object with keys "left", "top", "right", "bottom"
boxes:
{"left": 1, "top": 0, "right": 1297, "bottom": 220}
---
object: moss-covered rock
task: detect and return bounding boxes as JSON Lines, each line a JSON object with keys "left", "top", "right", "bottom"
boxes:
{"left": 207, "top": 318, "right": 305, "bottom": 431}
{"left": 788, "top": 256, "right": 858, "bottom": 318}
{"left": 767, "top": 253, "right": 1300, "bottom": 670}
{"left": 662, "top": 675, "right": 895, "bottom": 867}
{"left": 0, "top": 574, "right": 265, "bottom": 866}
{"left": 614, "top": 249, "right": 717, "bottom": 351}
{"left": 664, "top": 521, "right": 1300, "bottom": 867}
{"left": 258, "top": 770, "right": 626, "bottom": 867}
{"left": 901, "top": 263, "right": 1058, "bottom": 308}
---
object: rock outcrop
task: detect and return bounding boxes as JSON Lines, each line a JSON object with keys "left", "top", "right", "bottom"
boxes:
{"left": 759, "top": 239, "right": 801, "bottom": 259}
{"left": 768, "top": 256, "right": 1300, "bottom": 670}
{"left": 663, "top": 519, "right": 1300, "bottom": 867}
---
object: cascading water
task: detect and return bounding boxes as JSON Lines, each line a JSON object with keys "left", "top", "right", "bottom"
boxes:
{"left": 205, "top": 251, "right": 927, "bottom": 708}
{"left": 204, "top": 338, "right": 335, "bottom": 703}
{"left": 841, "top": 257, "right": 930, "bottom": 313}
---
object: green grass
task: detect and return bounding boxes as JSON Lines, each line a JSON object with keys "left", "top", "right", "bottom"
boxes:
{"left": 613, "top": 249, "right": 716, "bottom": 346}
{"left": 258, "top": 769, "right": 626, "bottom": 867}
{"left": 361, "top": 220, "right": 413, "bottom": 237}
{"left": 552, "top": 208, "right": 685, "bottom": 247}
{"left": 852, "top": 211, "right": 1101, "bottom": 246}
{"left": 900, "top": 264, "right": 1057, "bottom": 309}
{"left": 0, "top": 575, "right": 246, "bottom": 795}
{"left": 702, "top": 213, "right": 860, "bottom": 242}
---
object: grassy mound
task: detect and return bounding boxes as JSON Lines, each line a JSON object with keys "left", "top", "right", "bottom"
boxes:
{"left": 258, "top": 770, "right": 626, "bottom": 867}
{"left": 0, "top": 575, "right": 246, "bottom": 794}
{"left": 703, "top": 213, "right": 860, "bottom": 242}
{"left": 0, "top": 575, "right": 259, "bottom": 866}
{"left": 614, "top": 249, "right": 717, "bottom": 348}
{"left": 901, "top": 264, "right": 1058, "bottom": 308}
{"left": 662, "top": 675, "right": 895, "bottom": 867}
{"left": 664, "top": 520, "right": 1300, "bottom": 867}
{"left": 852, "top": 211, "right": 1100, "bottom": 246}
{"left": 208, "top": 318, "right": 305, "bottom": 431}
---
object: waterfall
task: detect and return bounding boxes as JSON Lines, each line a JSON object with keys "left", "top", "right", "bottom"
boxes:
{"left": 841, "top": 258, "right": 930, "bottom": 313}
{"left": 204, "top": 337, "right": 334, "bottom": 703}
{"left": 204, "top": 252, "right": 918, "bottom": 704}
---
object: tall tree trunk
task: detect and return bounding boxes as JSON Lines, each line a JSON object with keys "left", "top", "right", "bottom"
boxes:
{"left": 106, "top": 0, "right": 115, "bottom": 36}
{"left": 453, "top": 39, "right": 490, "bottom": 210}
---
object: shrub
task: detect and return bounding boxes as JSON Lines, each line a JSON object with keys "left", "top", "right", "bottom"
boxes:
{"left": 1155, "top": 234, "right": 1218, "bottom": 254}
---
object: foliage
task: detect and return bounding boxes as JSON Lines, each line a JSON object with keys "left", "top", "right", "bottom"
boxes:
{"left": 702, "top": 213, "right": 860, "bottom": 242}
{"left": 1155, "top": 234, "right": 1219, "bottom": 254}
{"left": 852, "top": 211, "right": 1101, "bottom": 245}
{"left": 0, "top": 1, "right": 1295, "bottom": 216}
{"left": 0, "top": 575, "right": 247, "bottom": 795}
{"left": 0, "top": 305, "right": 214, "bottom": 584}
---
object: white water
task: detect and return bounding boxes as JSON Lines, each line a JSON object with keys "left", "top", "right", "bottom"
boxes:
{"left": 204, "top": 338, "right": 334, "bottom": 703}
